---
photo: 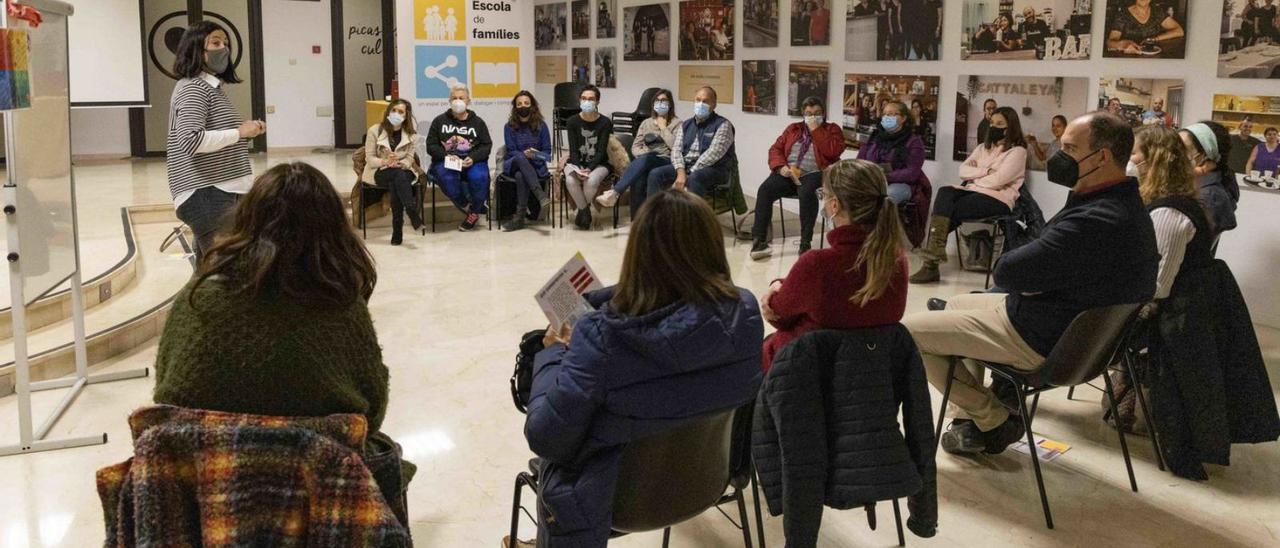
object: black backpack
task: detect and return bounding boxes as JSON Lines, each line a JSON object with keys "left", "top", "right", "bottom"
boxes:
{"left": 511, "top": 329, "right": 547, "bottom": 414}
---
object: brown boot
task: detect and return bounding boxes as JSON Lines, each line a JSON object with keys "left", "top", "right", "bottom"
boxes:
{"left": 909, "top": 215, "right": 950, "bottom": 284}
{"left": 909, "top": 260, "right": 940, "bottom": 284}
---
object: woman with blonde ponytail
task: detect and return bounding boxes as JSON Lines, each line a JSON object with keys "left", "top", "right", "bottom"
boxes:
{"left": 760, "top": 159, "right": 910, "bottom": 372}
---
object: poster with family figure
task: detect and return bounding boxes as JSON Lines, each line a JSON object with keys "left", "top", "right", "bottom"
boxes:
{"left": 535, "top": 3, "right": 568, "bottom": 51}
{"left": 787, "top": 61, "right": 829, "bottom": 117}
{"left": 961, "top": 0, "right": 1093, "bottom": 60}
{"left": 624, "top": 4, "right": 672, "bottom": 60}
{"left": 791, "top": 0, "right": 832, "bottom": 46}
{"left": 744, "top": 0, "right": 780, "bottom": 47}
{"left": 678, "top": 0, "right": 735, "bottom": 61}
{"left": 572, "top": 47, "right": 591, "bottom": 84}
{"left": 743, "top": 60, "right": 778, "bottom": 114}
{"left": 1211, "top": 94, "right": 1280, "bottom": 183}
{"left": 594, "top": 47, "right": 617, "bottom": 88}
{"left": 841, "top": 74, "right": 941, "bottom": 160}
{"left": 845, "top": 0, "right": 944, "bottom": 60}
{"left": 597, "top": 0, "right": 617, "bottom": 38}
{"left": 1219, "top": 1, "right": 1280, "bottom": 78}
{"left": 1097, "top": 76, "right": 1183, "bottom": 129}
{"left": 572, "top": 0, "right": 590, "bottom": 39}
{"left": 1103, "top": 0, "right": 1187, "bottom": 59}
{"left": 953, "top": 74, "right": 1090, "bottom": 170}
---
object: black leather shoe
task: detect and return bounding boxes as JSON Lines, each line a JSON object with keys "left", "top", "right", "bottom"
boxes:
{"left": 927, "top": 298, "right": 948, "bottom": 311}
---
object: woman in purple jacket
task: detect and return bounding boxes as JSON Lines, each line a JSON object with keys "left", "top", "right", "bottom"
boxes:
{"left": 501, "top": 90, "right": 553, "bottom": 232}
{"left": 857, "top": 100, "right": 932, "bottom": 246}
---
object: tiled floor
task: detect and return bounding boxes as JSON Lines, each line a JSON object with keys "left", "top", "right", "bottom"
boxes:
{"left": 1, "top": 152, "right": 1277, "bottom": 547}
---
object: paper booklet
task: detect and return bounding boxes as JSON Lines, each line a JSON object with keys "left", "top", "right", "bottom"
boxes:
{"left": 536, "top": 253, "right": 604, "bottom": 329}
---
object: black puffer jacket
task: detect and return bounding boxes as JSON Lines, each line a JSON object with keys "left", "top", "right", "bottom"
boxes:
{"left": 751, "top": 326, "right": 937, "bottom": 547}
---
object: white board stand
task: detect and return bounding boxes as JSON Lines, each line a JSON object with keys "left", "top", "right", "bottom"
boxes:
{"left": 1, "top": 0, "right": 147, "bottom": 457}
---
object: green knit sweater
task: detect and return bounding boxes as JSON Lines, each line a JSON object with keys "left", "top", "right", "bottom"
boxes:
{"left": 154, "top": 277, "right": 388, "bottom": 433}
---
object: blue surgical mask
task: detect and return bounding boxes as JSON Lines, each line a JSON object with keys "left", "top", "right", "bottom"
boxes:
{"left": 880, "top": 115, "right": 899, "bottom": 132}
{"left": 693, "top": 101, "right": 711, "bottom": 120}
{"left": 387, "top": 112, "right": 405, "bottom": 127}
{"left": 653, "top": 101, "right": 670, "bottom": 115}
{"left": 580, "top": 100, "right": 598, "bottom": 114}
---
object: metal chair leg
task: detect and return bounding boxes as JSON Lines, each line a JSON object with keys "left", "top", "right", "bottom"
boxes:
{"left": 662, "top": 527, "right": 671, "bottom": 548}
{"left": 359, "top": 189, "right": 367, "bottom": 239}
{"left": 779, "top": 202, "right": 787, "bottom": 242}
{"left": 1102, "top": 372, "right": 1139, "bottom": 492}
{"left": 934, "top": 358, "right": 958, "bottom": 451}
{"left": 751, "top": 467, "right": 766, "bottom": 548}
{"left": 1124, "top": 352, "right": 1165, "bottom": 471}
{"left": 735, "top": 487, "right": 754, "bottom": 548}
{"left": 892, "top": 499, "right": 905, "bottom": 547}
{"left": 509, "top": 472, "right": 534, "bottom": 546}
{"left": 1013, "top": 382, "right": 1053, "bottom": 529}
{"left": 1029, "top": 392, "right": 1041, "bottom": 423}
{"left": 1067, "top": 386, "right": 1075, "bottom": 400}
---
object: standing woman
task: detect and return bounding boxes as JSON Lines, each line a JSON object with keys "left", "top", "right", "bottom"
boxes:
{"left": 501, "top": 91, "right": 553, "bottom": 232}
{"left": 363, "top": 99, "right": 424, "bottom": 245}
{"left": 911, "top": 106, "right": 1027, "bottom": 284}
{"left": 166, "top": 21, "right": 265, "bottom": 260}
{"left": 595, "top": 89, "right": 680, "bottom": 217}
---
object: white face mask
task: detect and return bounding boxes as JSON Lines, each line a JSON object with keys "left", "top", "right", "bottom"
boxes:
{"left": 804, "top": 115, "right": 824, "bottom": 127}
{"left": 1125, "top": 160, "right": 1142, "bottom": 178}
{"left": 450, "top": 99, "right": 467, "bottom": 114}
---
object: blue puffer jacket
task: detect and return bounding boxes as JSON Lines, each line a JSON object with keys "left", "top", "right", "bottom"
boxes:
{"left": 524, "top": 286, "right": 764, "bottom": 547}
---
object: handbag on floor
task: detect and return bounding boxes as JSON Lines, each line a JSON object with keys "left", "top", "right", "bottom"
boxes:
{"left": 511, "top": 329, "right": 546, "bottom": 414}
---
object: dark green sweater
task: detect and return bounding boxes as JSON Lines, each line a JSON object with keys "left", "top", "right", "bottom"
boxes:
{"left": 154, "top": 278, "right": 388, "bottom": 433}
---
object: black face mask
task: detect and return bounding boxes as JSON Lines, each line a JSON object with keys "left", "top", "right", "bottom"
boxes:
{"left": 987, "top": 127, "right": 1006, "bottom": 143}
{"left": 1047, "top": 148, "right": 1102, "bottom": 189}
{"left": 515, "top": 106, "right": 532, "bottom": 118}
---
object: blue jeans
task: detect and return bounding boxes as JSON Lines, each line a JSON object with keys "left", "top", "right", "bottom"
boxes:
{"left": 646, "top": 164, "right": 728, "bottom": 198}
{"left": 887, "top": 183, "right": 913, "bottom": 204}
{"left": 617, "top": 153, "right": 672, "bottom": 216}
{"left": 432, "top": 161, "right": 490, "bottom": 214}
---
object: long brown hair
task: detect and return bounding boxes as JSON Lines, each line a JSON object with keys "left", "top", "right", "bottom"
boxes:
{"left": 192, "top": 162, "right": 377, "bottom": 306}
{"left": 1135, "top": 125, "right": 1196, "bottom": 204}
{"left": 986, "top": 106, "right": 1027, "bottom": 151}
{"left": 823, "top": 160, "right": 906, "bottom": 306}
{"left": 610, "top": 190, "right": 737, "bottom": 316}
{"left": 379, "top": 99, "right": 416, "bottom": 137}
{"left": 508, "top": 90, "right": 545, "bottom": 130}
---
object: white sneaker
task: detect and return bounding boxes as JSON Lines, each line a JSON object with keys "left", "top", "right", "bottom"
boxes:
{"left": 595, "top": 189, "right": 619, "bottom": 208}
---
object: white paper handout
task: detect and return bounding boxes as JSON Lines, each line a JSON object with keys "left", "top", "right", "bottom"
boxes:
{"left": 444, "top": 155, "right": 463, "bottom": 171}
{"left": 536, "top": 252, "right": 604, "bottom": 329}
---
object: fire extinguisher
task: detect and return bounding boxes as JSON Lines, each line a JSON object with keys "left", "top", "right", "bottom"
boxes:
{"left": 390, "top": 76, "right": 399, "bottom": 101}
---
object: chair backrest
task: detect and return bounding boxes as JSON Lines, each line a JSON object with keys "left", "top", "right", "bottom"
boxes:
{"left": 554, "top": 82, "right": 582, "bottom": 118}
{"left": 614, "top": 132, "right": 635, "bottom": 160}
{"left": 610, "top": 407, "right": 737, "bottom": 533}
{"left": 632, "top": 87, "right": 661, "bottom": 119}
{"left": 1039, "top": 303, "right": 1143, "bottom": 387}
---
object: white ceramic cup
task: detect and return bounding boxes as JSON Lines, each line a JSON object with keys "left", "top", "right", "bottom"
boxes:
{"left": 1250, "top": 170, "right": 1261, "bottom": 178}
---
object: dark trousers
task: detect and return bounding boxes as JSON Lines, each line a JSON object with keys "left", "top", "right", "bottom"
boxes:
{"left": 618, "top": 152, "right": 672, "bottom": 217}
{"left": 751, "top": 171, "right": 823, "bottom": 244}
{"left": 647, "top": 163, "right": 728, "bottom": 198}
{"left": 932, "top": 186, "right": 1012, "bottom": 231}
{"left": 507, "top": 154, "right": 545, "bottom": 211}
{"left": 176, "top": 186, "right": 240, "bottom": 261}
{"left": 374, "top": 168, "right": 422, "bottom": 234}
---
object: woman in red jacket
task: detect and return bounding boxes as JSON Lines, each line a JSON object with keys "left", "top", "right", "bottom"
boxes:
{"left": 750, "top": 97, "right": 846, "bottom": 259}
{"left": 760, "top": 159, "right": 909, "bottom": 372}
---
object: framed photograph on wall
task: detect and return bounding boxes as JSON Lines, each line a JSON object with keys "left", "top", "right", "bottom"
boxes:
{"left": 954, "top": 74, "right": 1090, "bottom": 170}
{"left": 624, "top": 3, "right": 672, "bottom": 61}
{"left": 790, "top": 0, "right": 832, "bottom": 46}
{"left": 678, "top": 64, "right": 736, "bottom": 103}
{"left": 572, "top": 0, "right": 590, "bottom": 40}
{"left": 846, "top": 0, "right": 944, "bottom": 60}
{"left": 597, "top": 0, "right": 617, "bottom": 38}
{"left": 1096, "top": 76, "right": 1184, "bottom": 128}
{"left": 960, "top": 0, "right": 1093, "bottom": 61}
{"left": 572, "top": 47, "right": 591, "bottom": 84}
{"left": 1103, "top": 0, "right": 1187, "bottom": 59}
{"left": 1211, "top": 94, "right": 1280, "bottom": 181}
{"left": 1219, "top": 1, "right": 1280, "bottom": 78}
{"left": 678, "top": 0, "right": 735, "bottom": 61}
{"left": 787, "top": 61, "right": 829, "bottom": 117}
{"left": 744, "top": 0, "right": 779, "bottom": 47}
{"left": 743, "top": 60, "right": 778, "bottom": 114}
{"left": 594, "top": 47, "right": 617, "bottom": 88}
{"left": 535, "top": 3, "right": 568, "bottom": 51}
{"left": 841, "top": 74, "right": 941, "bottom": 159}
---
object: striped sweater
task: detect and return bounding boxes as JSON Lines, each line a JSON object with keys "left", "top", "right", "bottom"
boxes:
{"left": 165, "top": 76, "right": 252, "bottom": 201}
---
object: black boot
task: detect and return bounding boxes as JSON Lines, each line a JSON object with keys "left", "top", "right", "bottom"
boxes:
{"left": 391, "top": 210, "right": 404, "bottom": 246}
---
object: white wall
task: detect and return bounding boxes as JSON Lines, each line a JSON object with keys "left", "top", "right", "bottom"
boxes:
{"left": 69, "top": 109, "right": 130, "bottom": 157}
{"left": 262, "top": 0, "right": 336, "bottom": 149}
{"left": 533, "top": 0, "right": 1280, "bottom": 327}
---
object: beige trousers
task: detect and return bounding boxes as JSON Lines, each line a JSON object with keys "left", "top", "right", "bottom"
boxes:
{"left": 901, "top": 293, "right": 1045, "bottom": 431}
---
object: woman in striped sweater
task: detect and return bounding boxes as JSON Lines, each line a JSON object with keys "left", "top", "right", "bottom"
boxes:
{"left": 166, "top": 21, "right": 267, "bottom": 260}
{"left": 1130, "top": 124, "right": 1208, "bottom": 304}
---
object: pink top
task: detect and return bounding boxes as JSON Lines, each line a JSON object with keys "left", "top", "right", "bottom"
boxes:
{"left": 957, "top": 144, "right": 1027, "bottom": 208}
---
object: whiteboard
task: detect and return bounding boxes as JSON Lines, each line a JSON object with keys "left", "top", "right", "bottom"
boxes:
{"left": 67, "top": 0, "right": 147, "bottom": 106}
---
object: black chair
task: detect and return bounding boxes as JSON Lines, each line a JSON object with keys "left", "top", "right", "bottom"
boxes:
{"left": 552, "top": 82, "right": 582, "bottom": 164}
{"left": 954, "top": 214, "right": 1015, "bottom": 289}
{"left": 356, "top": 175, "right": 430, "bottom": 239}
{"left": 509, "top": 405, "right": 766, "bottom": 548}
{"left": 489, "top": 147, "right": 553, "bottom": 229}
{"left": 933, "top": 302, "right": 1144, "bottom": 530}
{"left": 611, "top": 87, "right": 661, "bottom": 137}
{"left": 707, "top": 161, "right": 744, "bottom": 241}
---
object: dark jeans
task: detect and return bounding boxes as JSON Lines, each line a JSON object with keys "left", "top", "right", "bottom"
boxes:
{"left": 374, "top": 167, "right": 422, "bottom": 234}
{"left": 931, "top": 185, "right": 1011, "bottom": 231}
{"left": 175, "top": 186, "right": 240, "bottom": 261}
{"left": 647, "top": 163, "right": 728, "bottom": 198}
{"left": 432, "top": 161, "right": 490, "bottom": 214}
{"left": 751, "top": 171, "right": 823, "bottom": 245}
{"left": 617, "top": 152, "right": 672, "bottom": 216}
{"left": 506, "top": 154, "right": 545, "bottom": 211}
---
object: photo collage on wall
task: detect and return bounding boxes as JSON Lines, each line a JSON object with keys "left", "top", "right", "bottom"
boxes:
{"left": 845, "top": 0, "right": 944, "bottom": 61}
{"left": 791, "top": 0, "right": 832, "bottom": 46}
{"left": 744, "top": 0, "right": 779, "bottom": 47}
{"left": 1102, "top": 0, "right": 1187, "bottom": 59}
{"left": 787, "top": 61, "right": 829, "bottom": 117}
{"left": 535, "top": 3, "right": 568, "bottom": 51}
{"left": 1212, "top": 94, "right": 1280, "bottom": 190}
{"left": 678, "top": 0, "right": 735, "bottom": 61}
{"left": 624, "top": 3, "right": 672, "bottom": 60}
{"left": 598, "top": 0, "right": 617, "bottom": 39}
{"left": 1219, "top": 1, "right": 1280, "bottom": 79}
{"left": 743, "top": 60, "right": 778, "bottom": 114}
{"left": 572, "top": 0, "right": 590, "bottom": 39}
{"left": 954, "top": 74, "right": 1090, "bottom": 171}
{"left": 595, "top": 47, "right": 617, "bottom": 87}
{"left": 572, "top": 47, "right": 591, "bottom": 84}
{"left": 961, "top": 0, "right": 1093, "bottom": 60}
{"left": 1097, "top": 76, "right": 1184, "bottom": 128}
{"left": 842, "top": 74, "right": 941, "bottom": 160}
